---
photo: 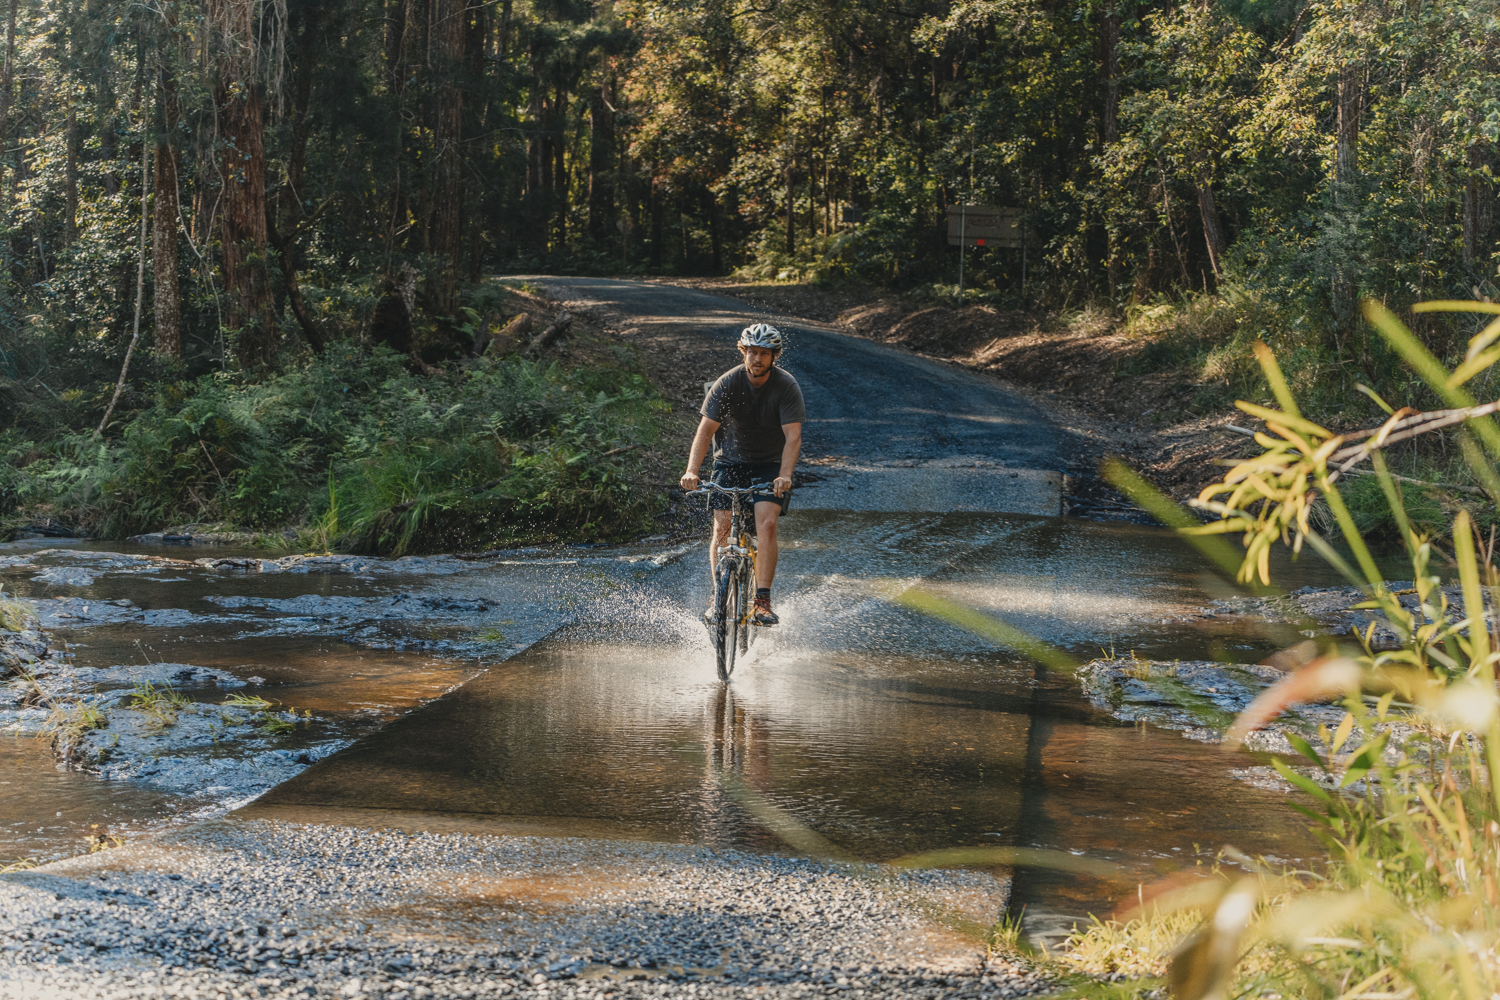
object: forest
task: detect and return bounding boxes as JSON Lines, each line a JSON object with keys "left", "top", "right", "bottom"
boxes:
{"left": 0, "top": 0, "right": 1496, "bottom": 546}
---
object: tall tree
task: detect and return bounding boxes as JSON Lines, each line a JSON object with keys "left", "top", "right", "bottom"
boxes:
{"left": 0, "top": 0, "right": 15, "bottom": 199}
{"left": 152, "top": 41, "right": 181, "bottom": 360}
{"left": 428, "top": 0, "right": 467, "bottom": 313}
{"left": 208, "top": 0, "right": 274, "bottom": 365}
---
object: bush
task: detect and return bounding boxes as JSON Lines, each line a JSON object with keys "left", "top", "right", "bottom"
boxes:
{"left": 4, "top": 347, "right": 670, "bottom": 552}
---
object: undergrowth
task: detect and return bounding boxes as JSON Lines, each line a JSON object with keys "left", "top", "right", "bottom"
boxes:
{"left": 2, "top": 347, "right": 671, "bottom": 553}
{"left": 1052, "top": 300, "right": 1500, "bottom": 1000}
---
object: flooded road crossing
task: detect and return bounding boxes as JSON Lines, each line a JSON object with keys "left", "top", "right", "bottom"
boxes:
{"left": 245, "top": 509, "right": 1342, "bottom": 938}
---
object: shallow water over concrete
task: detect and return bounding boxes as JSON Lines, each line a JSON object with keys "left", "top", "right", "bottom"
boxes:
{"left": 241, "top": 509, "right": 1354, "bottom": 940}
{"left": 3, "top": 509, "right": 1367, "bottom": 940}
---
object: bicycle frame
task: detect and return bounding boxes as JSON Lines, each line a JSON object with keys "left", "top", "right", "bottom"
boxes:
{"left": 685, "top": 481, "right": 774, "bottom": 681}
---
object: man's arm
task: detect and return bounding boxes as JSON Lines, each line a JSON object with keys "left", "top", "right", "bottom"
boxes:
{"left": 680, "top": 415, "right": 721, "bottom": 491}
{"left": 774, "top": 422, "right": 801, "bottom": 497}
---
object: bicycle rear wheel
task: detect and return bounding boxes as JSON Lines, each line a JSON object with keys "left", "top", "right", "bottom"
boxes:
{"left": 715, "top": 560, "right": 741, "bottom": 682}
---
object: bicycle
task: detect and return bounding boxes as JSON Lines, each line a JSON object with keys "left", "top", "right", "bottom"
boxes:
{"left": 685, "top": 481, "right": 775, "bottom": 682}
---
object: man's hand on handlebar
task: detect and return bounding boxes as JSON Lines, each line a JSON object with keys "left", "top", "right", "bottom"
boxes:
{"left": 680, "top": 470, "right": 700, "bottom": 492}
{"left": 772, "top": 476, "right": 792, "bottom": 498}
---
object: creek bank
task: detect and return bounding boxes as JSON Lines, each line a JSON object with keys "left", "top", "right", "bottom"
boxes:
{"left": 1212, "top": 582, "right": 1487, "bottom": 650}
{"left": 126, "top": 524, "right": 300, "bottom": 548}
{"left": 3, "top": 610, "right": 350, "bottom": 814}
{"left": 0, "top": 820, "right": 1048, "bottom": 1000}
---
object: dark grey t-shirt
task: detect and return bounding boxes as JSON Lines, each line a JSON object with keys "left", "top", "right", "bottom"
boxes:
{"left": 701, "top": 365, "right": 806, "bottom": 464}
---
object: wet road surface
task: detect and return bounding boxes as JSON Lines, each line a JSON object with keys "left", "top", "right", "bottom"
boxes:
{"left": 247, "top": 510, "right": 1337, "bottom": 942}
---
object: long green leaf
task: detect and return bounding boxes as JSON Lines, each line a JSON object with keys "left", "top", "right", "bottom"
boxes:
{"left": 1101, "top": 458, "right": 1244, "bottom": 579}
{"left": 1363, "top": 300, "right": 1500, "bottom": 463}
{"left": 1411, "top": 301, "right": 1500, "bottom": 316}
{"left": 1253, "top": 339, "right": 1302, "bottom": 419}
{"left": 888, "top": 846, "right": 1119, "bottom": 878}
{"left": 1370, "top": 452, "right": 1416, "bottom": 557}
{"left": 892, "top": 587, "right": 1077, "bottom": 671}
{"left": 1272, "top": 758, "right": 1332, "bottom": 804}
{"left": 1453, "top": 510, "right": 1491, "bottom": 676}
{"left": 1317, "top": 475, "right": 1383, "bottom": 589}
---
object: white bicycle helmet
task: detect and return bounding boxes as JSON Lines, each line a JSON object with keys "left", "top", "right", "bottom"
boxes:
{"left": 738, "top": 323, "right": 784, "bottom": 352}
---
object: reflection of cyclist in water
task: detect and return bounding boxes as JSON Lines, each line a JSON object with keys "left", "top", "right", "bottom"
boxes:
{"left": 679, "top": 324, "right": 805, "bottom": 626}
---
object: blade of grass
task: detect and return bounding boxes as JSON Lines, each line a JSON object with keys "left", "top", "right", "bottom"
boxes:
{"left": 889, "top": 846, "right": 1121, "bottom": 879}
{"left": 1457, "top": 431, "right": 1500, "bottom": 506}
{"left": 891, "top": 587, "right": 1077, "bottom": 671}
{"left": 1252, "top": 339, "right": 1302, "bottom": 419}
{"left": 1370, "top": 452, "right": 1417, "bottom": 557}
{"left": 1453, "top": 510, "right": 1492, "bottom": 678}
{"left": 1101, "top": 458, "right": 1245, "bottom": 580}
{"left": 1316, "top": 476, "right": 1384, "bottom": 589}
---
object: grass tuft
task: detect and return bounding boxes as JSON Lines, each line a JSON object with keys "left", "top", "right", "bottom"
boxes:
{"left": 126, "top": 682, "right": 189, "bottom": 732}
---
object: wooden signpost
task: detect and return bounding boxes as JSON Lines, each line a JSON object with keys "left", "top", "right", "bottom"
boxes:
{"left": 946, "top": 204, "right": 1030, "bottom": 297}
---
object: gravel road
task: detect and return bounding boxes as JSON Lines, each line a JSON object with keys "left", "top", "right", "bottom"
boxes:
{"left": 0, "top": 820, "right": 1046, "bottom": 1000}
{"left": 522, "top": 277, "right": 1063, "bottom": 516}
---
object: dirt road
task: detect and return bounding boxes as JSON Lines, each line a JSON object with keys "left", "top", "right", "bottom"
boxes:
{"left": 526, "top": 277, "right": 1064, "bottom": 516}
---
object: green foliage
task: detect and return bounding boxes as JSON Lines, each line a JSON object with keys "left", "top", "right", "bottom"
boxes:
{"left": 4, "top": 345, "right": 668, "bottom": 552}
{"left": 1064, "top": 300, "right": 1500, "bottom": 999}
{"left": 0, "top": 592, "right": 32, "bottom": 632}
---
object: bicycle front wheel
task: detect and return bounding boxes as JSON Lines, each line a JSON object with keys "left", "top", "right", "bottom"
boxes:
{"left": 715, "top": 560, "right": 741, "bottom": 683}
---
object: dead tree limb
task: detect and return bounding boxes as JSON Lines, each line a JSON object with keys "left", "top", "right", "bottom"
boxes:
{"left": 523, "top": 310, "right": 572, "bottom": 356}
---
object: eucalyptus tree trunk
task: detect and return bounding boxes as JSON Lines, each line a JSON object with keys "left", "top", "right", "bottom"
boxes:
{"left": 1100, "top": 0, "right": 1122, "bottom": 296}
{"left": 552, "top": 85, "right": 567, "bottom": 247}
{"left": 1100, "top": 1, "right": 1120, "bottom": 148}
{"left": 1196, "top": 169, "right": 1227, "bottom": 282}
{"left": 587, "top": 79, "right": 615, "bottom": 240}
{"left": 64, "top": 94, "right": 78, "bottom": 245}
{"left": 428, "top": 0, "right": 466, "bottom": 314}
{"left": 209, "top": 0, "right": 275, "bottom": 366}
{"left": 1464, "top": 137, "right": 1492, "bottom": 274}
{"left": 0, "top": 0, "right": 15, "bottom": 199}
{"left": 152, "top": 59, "right": 181, "bottom": 360}
{"left": 784, "top": 160, "right": 795, "bottom": 254}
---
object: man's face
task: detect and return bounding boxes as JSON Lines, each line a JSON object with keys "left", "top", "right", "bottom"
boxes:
{"left": 741, "top": 345, "right": 776, "bottom": 377}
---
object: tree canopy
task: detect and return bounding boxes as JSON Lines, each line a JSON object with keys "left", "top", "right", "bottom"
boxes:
{"left": 0, "top": 0, "right": 1495, "bottom": 392}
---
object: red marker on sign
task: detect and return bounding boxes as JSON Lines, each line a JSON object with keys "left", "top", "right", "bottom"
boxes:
{"left": 976, "top": 238, "right": 985, "bottom": 246}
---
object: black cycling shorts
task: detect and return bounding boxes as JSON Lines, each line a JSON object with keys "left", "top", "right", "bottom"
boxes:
{"left": 708, "top": 461, "right": 791, "bottom": 516}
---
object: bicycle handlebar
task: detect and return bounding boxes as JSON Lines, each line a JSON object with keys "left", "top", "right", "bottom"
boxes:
{"left": 683, "top": 481, "right": 777, "bottom": 497}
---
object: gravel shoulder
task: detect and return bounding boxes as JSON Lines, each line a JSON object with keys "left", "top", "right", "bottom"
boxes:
{"left": 0, "top": 819, "right": 1049, "bottom": 1000}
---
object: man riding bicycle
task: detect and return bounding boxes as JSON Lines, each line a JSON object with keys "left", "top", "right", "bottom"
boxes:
{"left": 679, "top": 323, "right": 805, "bottom": 626}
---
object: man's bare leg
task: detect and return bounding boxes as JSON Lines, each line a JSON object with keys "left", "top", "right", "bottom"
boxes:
{"left": 753, "top": 501, "right": 781, "bottom": 590}
{"left": 707, "top": 509, "right": 732, "bottom": 606}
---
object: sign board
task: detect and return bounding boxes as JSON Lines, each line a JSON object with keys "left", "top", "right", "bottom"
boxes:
{"left": 946, "top": 205, "right": 1029, "bottom": 248}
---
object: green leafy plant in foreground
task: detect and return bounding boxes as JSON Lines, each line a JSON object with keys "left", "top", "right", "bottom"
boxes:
{"left": 1052, "top": 299, "right": 1500, "bottom": 999}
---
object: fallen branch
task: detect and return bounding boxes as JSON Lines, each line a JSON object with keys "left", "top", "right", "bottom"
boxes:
{"left": 523, "top": 310, "right": 573, "bottom": 356}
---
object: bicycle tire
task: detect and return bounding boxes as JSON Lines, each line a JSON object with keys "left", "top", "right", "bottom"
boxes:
{"left": 715, "top": 560, "right": 740, "bottom": 682}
